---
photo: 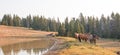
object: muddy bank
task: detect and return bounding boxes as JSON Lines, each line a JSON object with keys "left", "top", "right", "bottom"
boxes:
{"left": 44, "top": 37, "right": 64, "bottom": 55}
{"left": 44, "top": 37, "right": 77, "bottom": 55}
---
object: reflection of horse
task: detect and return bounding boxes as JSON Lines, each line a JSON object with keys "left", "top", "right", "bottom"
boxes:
{"left": 75, "top": 33, "right": 99, "bottom": 44}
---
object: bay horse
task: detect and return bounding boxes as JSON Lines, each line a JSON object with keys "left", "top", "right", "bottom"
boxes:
{"left": 75, "top": 33, "right": 89, "bottom": 42}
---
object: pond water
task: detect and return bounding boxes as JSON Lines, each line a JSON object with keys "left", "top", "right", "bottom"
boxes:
{"left": 0, "top": 38, "right": 55, "bottom": 55}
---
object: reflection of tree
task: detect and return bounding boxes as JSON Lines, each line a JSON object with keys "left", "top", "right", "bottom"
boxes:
{"left": 1, "top": 39, "right": 54, "bottom": 55}
{"left": 12, "top": 43, "right": 21, "bottom": 55}
{"left": 33, "top": 48, "right": 40, "bottom": 55}
{"left": 1, "top": 44, "right": 22, "bottom": 55}
{"left": 2, "top": 45, "right": 12, "bottom": 55}
{"left": 42, "top": 49, "right": 49, "bottom": 54}
{"left": 40, "top": 48, "right": 47, "bottom": 55}
{"left": 26, "top": 49, "right": 31, "bottom": 55}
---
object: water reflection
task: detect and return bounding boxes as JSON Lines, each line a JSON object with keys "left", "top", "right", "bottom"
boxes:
{"left": 0, "top": 39, "right": 54, "bottom": 55}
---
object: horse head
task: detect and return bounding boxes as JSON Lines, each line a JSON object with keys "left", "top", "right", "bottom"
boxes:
{"left": 93, "top": 34, "right": 99, "bottom": 40}
{"left": 75, "top": 33, "right": 79, "bottom": 38}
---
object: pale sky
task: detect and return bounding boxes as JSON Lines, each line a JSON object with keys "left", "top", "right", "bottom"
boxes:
{"left": 0, "top": 0, "right": 120, "bottom": 21}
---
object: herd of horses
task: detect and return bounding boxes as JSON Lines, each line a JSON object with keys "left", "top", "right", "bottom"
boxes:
{"left": 75, "top": 33, "right": 99, "bottom": 44}
{"left": 47, "top": 32, "right": 99, "bottom": 44}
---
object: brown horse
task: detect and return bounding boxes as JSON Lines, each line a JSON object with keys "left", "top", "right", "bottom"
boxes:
{"left": 75, "top": 33, "right": 89, "bottom": 42}
{"left": 79, "top": 33, "right": 89, "bottom": 42}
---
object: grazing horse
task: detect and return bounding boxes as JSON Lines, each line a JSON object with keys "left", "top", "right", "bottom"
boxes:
{"left": 75, "top": 33, "right": 89, "bottom": 42}
{"left": 79, "top": 33, "right": 89, "bottom": 42}
{"left": 89, "top": 34, "right": 99, "bottom": 44}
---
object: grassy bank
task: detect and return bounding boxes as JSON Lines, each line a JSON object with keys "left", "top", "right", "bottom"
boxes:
{"left": 49, "top": 37, "right": 119, "bottom": 55}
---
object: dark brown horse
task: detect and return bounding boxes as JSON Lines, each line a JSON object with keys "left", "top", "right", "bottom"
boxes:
{"left": 89, "top": 34, "right": 99, "bottom": 44}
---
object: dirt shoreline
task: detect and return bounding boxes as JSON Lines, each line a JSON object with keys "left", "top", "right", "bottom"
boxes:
{"left": 44, "top": 37, "right": 65, "bottom": 55}
{"left": 44, "top": 37, "right": 120, "bottom": 55}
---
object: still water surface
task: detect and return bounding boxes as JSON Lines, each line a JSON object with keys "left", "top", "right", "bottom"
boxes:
{"left": 0, "top": 38, "right": 54, "bottom": 55}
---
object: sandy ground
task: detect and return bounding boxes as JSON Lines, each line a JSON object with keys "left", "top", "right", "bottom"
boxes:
{"left": 0, "top": 25, "right": 55, "bottom": 47}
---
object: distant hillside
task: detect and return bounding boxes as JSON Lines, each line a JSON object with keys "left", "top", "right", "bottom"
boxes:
{"left": 0, "top": 25, "right": 54, "bottom": 37}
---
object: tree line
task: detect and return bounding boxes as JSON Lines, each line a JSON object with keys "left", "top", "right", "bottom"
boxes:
{"left": 0, "top": 12, "right": 120, "bottom": 39}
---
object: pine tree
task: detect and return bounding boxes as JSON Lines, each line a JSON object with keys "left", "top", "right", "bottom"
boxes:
{"left": 1, "top": 14, "right": 13, "bottom": 26}
{"left": 100, "top": 15, "right": 107, "bottom": 38}
{"left": 58, "top": 23, "right": 66, "bottom": 36}
{"left": 13, "top": 15, "right": 21, "bottom": 26}
{"left": 21, "top": 18, "right": 27, "bottom": 27}
{"left": 87, "top": 16, "right": 93, "bottom": 33}
{"left": 32, "top": 16, "right": 40, "bottom": 30}
{"left": 65, "top": 17, "right": 69, "bottom": 36}
{"left": 80, "top": 23, "right": 85, "bottom": 33}
{"left": 112, "top": 13, "right": 120, "bottom": 38}
{"left": 68, "top": 18, "right": 75, "bottom": 37}
{"left": 74, "top": 19, "right": 81, "bottom": 33}
{"left": 79, "top": 13, "right": 86, "bottom": 32}
{"left": 95, "top": 17, "right": 101, "bottom": 36}
{"left": 106, "top": 16, "right": 111, "bottom": 38}
{"left": 49, "top": 18, "right": 57, "bottom": 31}
{"left": 26, "top": 15, "right": 32, "bottom": 29}
{"left": 56, "top": 18, "right": 61, "bottom": 31}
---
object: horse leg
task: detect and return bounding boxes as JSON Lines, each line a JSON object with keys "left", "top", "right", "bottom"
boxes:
{"left": 85, "top": 39, "right": 87, "bottom": 42}
{"left": 78, "top": 37, "right": 81, "bottom": 42}
{"left": 94, "top": 39, "right": 96, "bottom": 45}
{"left": 90, "top": 39, "right": 92, "bottom": 44}
{"left": 92, "top": 39, "right": 96, "bottom": 45}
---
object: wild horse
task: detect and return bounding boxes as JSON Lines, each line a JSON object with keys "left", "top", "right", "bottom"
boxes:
{"left": 89, "top": 34, "right": 99, "bottom": 44}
